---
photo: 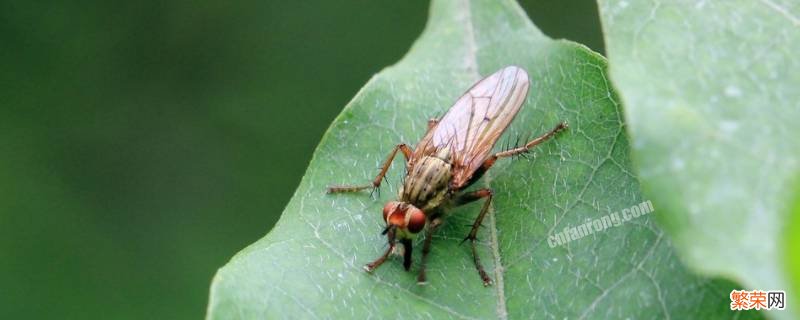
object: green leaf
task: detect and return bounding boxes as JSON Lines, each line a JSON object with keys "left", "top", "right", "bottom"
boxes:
{"left": 597, "top": 0, "right": 799, "bottom": 319}
{"left": 207, "top": 0, "right": 749, "bottom": 318}
{"left": 787, "top": 180, "right": 800, "bottom": 311}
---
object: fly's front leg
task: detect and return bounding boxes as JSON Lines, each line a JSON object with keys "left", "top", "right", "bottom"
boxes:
{"left": 454, "top": 189, "right": 494, "bottom": 286}
{"left": 417, "top": 217, "right": 442, "bottom": 285}
{"left": 364, "top": 226, "right": 397, "bottom": 272}
{"left": 364, "top": 243, "right": 395, "bottom": 273}
{"left": 327, "top": 143, "right": 412, "bottom": 196}
{"left": 493, "top": 121, "right": 567, "bottom": 159}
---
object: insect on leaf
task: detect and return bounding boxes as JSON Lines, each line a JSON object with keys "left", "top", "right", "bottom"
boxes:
{"left": 207, "top": 0, "right": 756, "bottom": 319}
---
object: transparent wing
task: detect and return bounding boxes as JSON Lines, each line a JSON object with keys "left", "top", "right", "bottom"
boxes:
{"left": 412, "top": 66, "right": 530, "bottom": 188}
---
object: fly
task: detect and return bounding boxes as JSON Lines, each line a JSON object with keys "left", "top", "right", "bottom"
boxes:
{"left": 328, "top": 66, "right": 567, "bottom": 286}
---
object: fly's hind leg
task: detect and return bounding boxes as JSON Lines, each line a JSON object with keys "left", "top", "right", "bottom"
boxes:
{"left": 457, "top": 121, "right": 568, "bottom": 191}
{"left": 454, "top": 189, "right": 494, "bottom": 286}
{"left": 327, "top": 143, "right": 412, "bottom": 196}
{"left": 494, "top": 121, "right": 567, "bottom": 159}
{"left": 445, "top": 122, "right": 565, "bottom": 285}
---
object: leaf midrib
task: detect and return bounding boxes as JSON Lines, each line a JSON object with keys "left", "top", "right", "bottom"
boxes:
{"left": 454, "top": 0, "right": 509, "bottom": 318}
{"left": 288, "top": 2, "right": 501, "bottom": 318}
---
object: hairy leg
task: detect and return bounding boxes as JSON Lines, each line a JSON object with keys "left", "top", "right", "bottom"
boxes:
{"left": 454, "top": 189, "right": 494, "bottom": 286}
{"left": 327, "top": 143, "right": 412, "bottom": 196}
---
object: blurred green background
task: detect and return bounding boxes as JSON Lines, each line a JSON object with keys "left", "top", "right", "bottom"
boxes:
{"left": 0, "top": 1, "right": 602, "bottom": 318}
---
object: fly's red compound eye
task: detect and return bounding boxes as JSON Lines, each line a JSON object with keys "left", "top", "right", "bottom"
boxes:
{"left": 383, "top": 201, "right": 401, "bottom": 223}
{"left": 384, "top": 201, "right": 409, "bottom": 228}
{"left": 406, "top": 207, "right": 426, "bottom": 233}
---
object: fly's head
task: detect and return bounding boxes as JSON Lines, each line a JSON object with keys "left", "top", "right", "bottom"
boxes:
{"left": 382, "top": 201, "right": 426, "bottom": 240}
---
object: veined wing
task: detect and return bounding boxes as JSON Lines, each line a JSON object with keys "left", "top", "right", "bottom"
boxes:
{"left": 412, "top": 66, "right": 530, "bottom": 188}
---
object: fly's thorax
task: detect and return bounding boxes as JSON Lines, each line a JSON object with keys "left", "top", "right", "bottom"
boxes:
{"left": 400, "top": 154, "right": 452, "bottom": 212}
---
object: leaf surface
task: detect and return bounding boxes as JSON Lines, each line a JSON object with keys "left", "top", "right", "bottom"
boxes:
{"left": 598, "top": 1, "right": 799, "bottom": 318}
{"left": 207, "top": 0, "right": 750, "bottom": 318}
